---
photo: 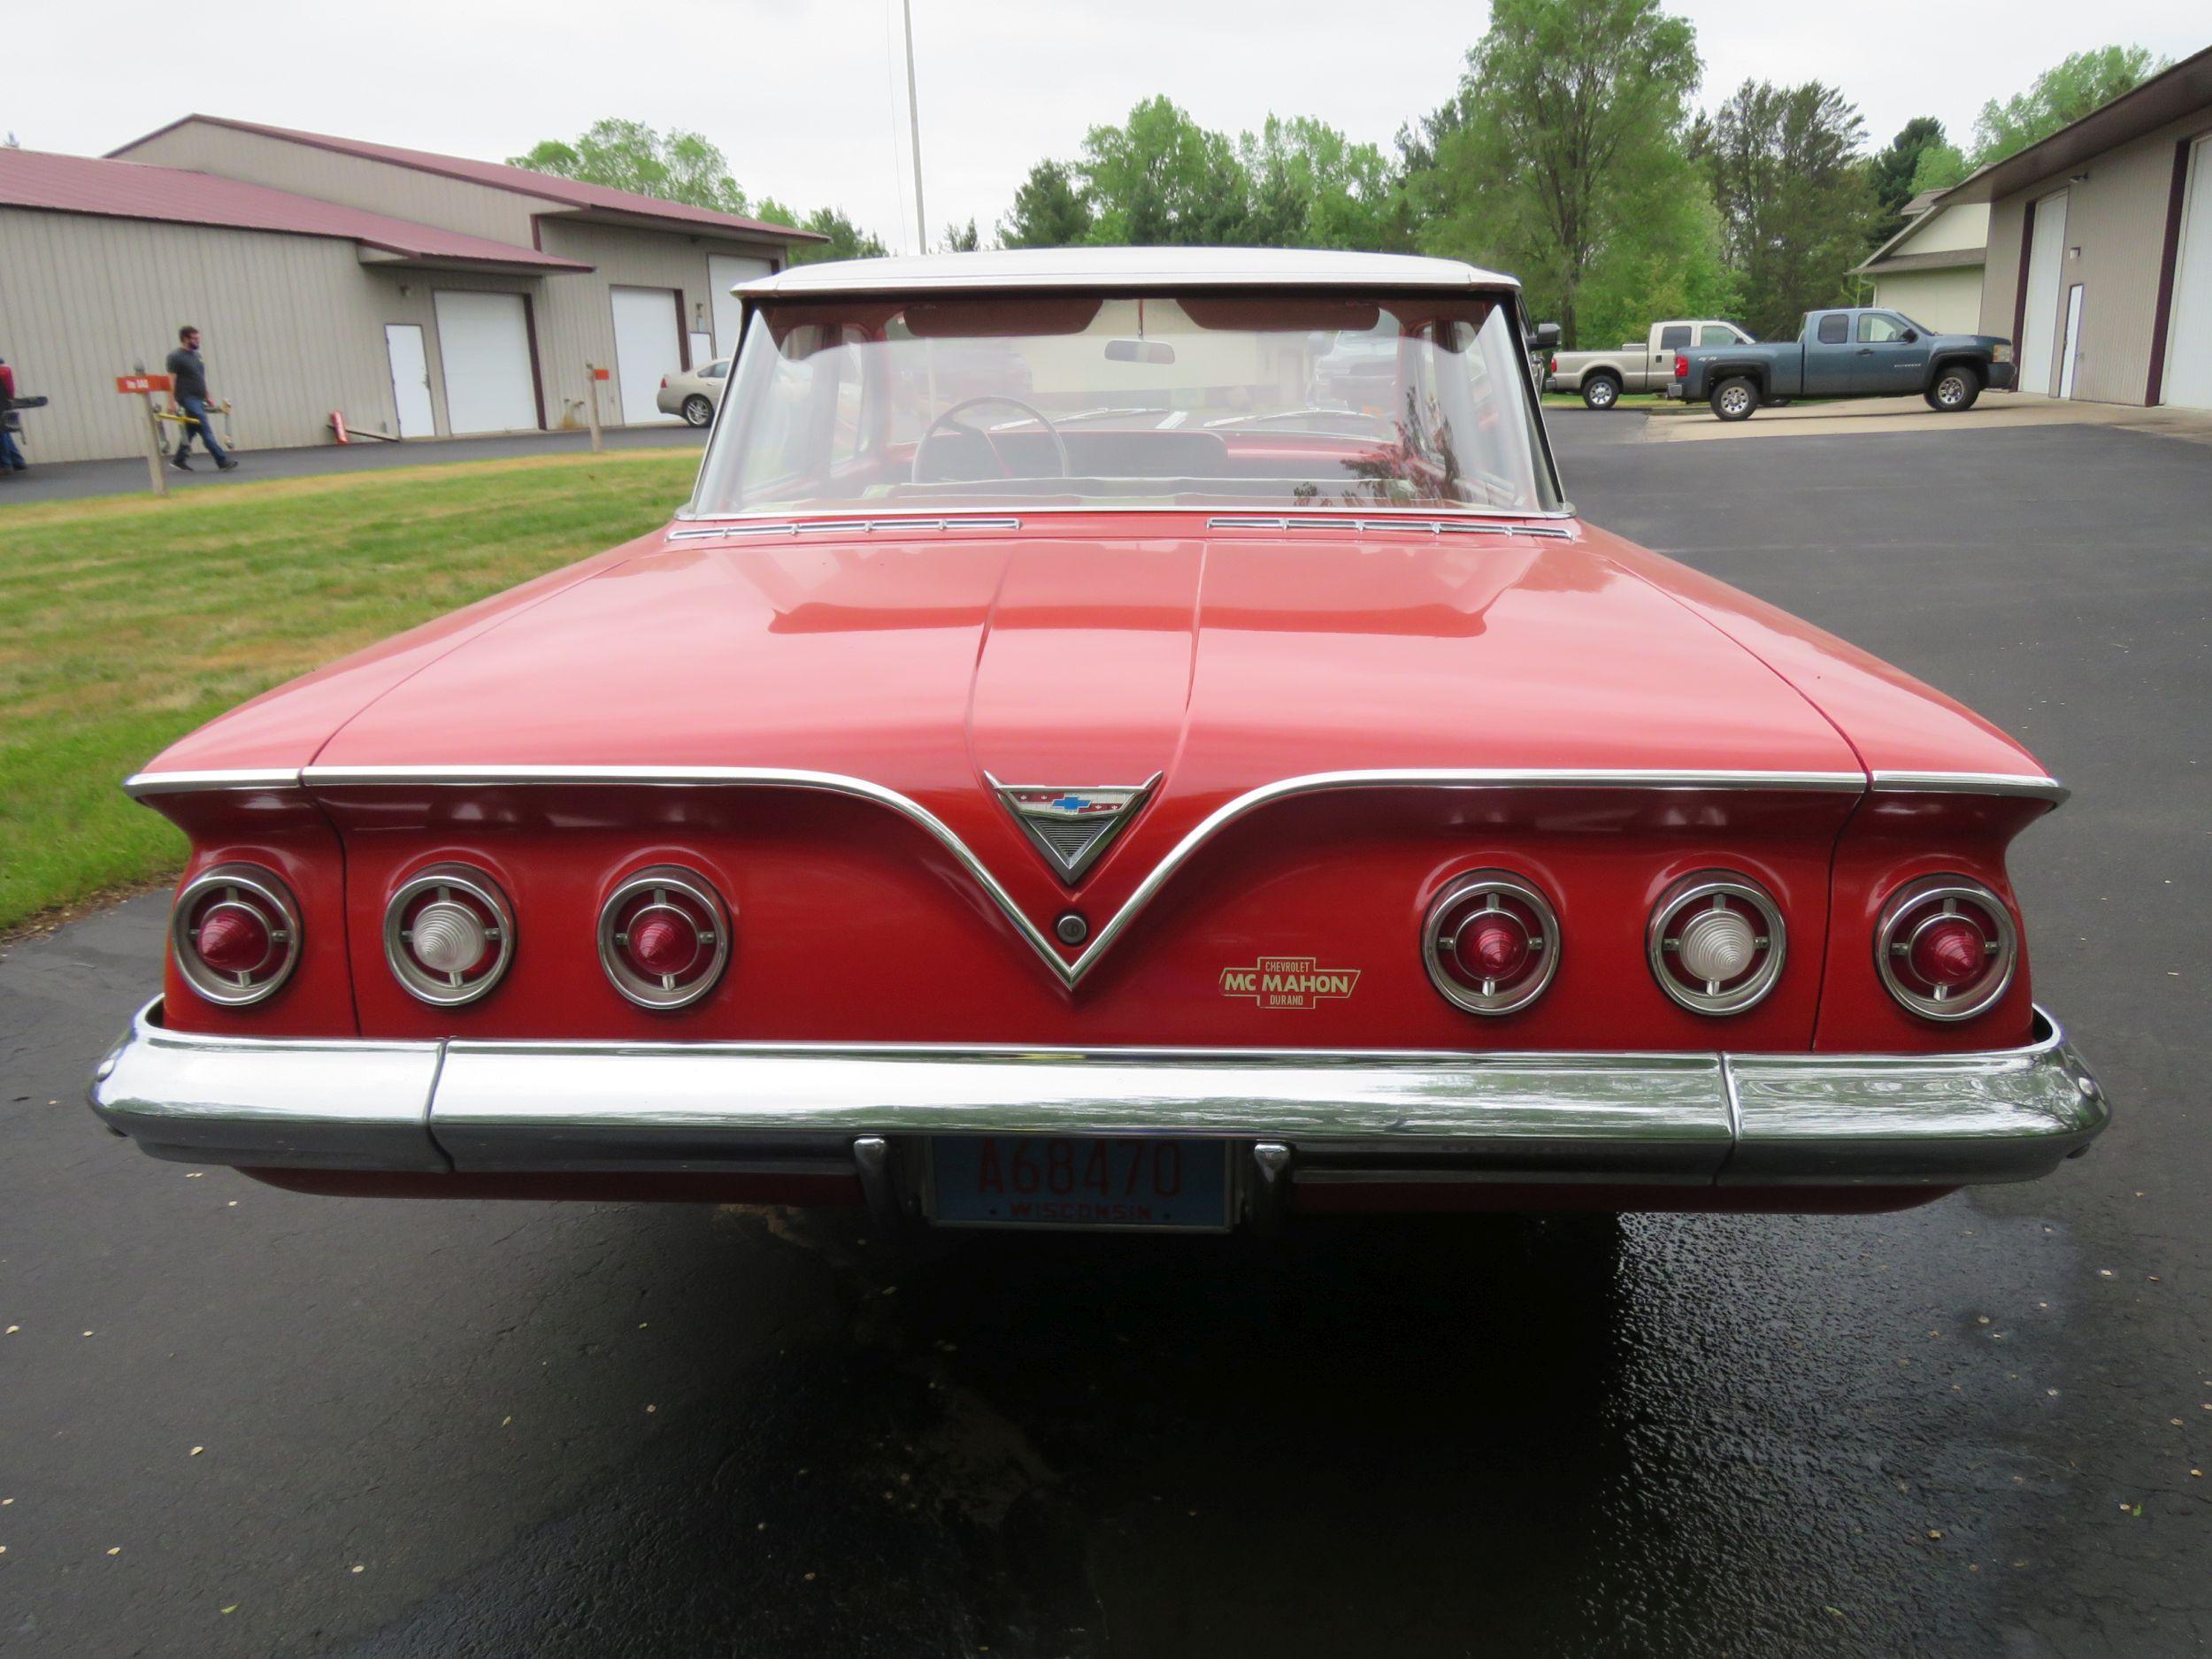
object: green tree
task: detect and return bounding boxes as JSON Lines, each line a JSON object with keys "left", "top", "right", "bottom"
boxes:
{"left": 999, "top": 161, "right": 1094, "bottom": 247}
{"left": 1077, "top": 96, "right": 1254, "bottom": 245}
{"left": 1867, "top": 116, "right": 1948, "bottom": 243}
{"left": 1696, "top": 80, "right": 1878, "bottom": 338}
{"left": 943, "top": 218, "right": 981, "bottom": 252}
{"left": 753, "top": 200, "right": 889, "bottom": 265}
{"left": 1240, "top": 115, "right": 1413, "bottom": 251}
{"left": 510, "top": 119, "right": 757, "bottom": 217}
{"left": 1407, "top": 0, "right": 1703, "bottom": 344}
{"left": 1909, "top": 142, "right": 1970, "bottom": 194}
{"left": 1971, "top": 45, "right": 2166, "bottom": 164}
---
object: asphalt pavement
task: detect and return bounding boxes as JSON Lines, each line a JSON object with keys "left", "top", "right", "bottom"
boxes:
{"left": 0, "top": 423, "right": 706, "bottom": 504}
{"left": 3, "top": 410, "right": 2208, "bottom": 1657}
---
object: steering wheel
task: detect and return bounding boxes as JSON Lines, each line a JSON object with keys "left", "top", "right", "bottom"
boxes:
{"left": 912, "top": 395, "right": 1070, "bottom": 484}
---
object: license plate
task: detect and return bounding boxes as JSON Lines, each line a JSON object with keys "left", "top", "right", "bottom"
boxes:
{"left": 929, "top": 1136, "right": 1231, "bottom": 1231}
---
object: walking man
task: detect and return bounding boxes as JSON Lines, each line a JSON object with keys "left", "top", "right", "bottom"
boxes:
{"left": 165, "top": 326, "right": 236, "bottom": 472}
{"left": 0, "top": 355, "right": 27, "bottom": 474}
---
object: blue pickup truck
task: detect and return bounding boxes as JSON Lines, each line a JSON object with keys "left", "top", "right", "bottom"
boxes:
{"left": 1670, "top": 307, "right": 2017, "bottom": 420}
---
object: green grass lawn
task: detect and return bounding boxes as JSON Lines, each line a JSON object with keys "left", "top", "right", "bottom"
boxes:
{"left": 0, "top": 449, "right": 700, "bottom": 932}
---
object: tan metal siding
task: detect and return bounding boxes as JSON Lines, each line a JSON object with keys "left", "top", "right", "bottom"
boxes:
{"left": 1871, "top": 266, "right": 1986, "bottom": 335}
{"left": 533, "top": 219, "right": 780, "bottom": 426}
{"left": 114, "top": 121, "right": 542, "bottom": 246}
{"left": 0, "top": 207, "right": 405, "bottom": 463}
{"left": 1983, "top": 105, "right": 2212, "bottom": 405}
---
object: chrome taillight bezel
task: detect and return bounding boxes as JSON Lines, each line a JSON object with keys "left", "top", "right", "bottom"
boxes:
{"left": 597, "top": 865, "right": 732, "bottom": 1010}
{"left": 1875, "top": 874, "right": 2017, "bottom": 1021}
{"left": 1647, "top": 871, "right": 1786, "bottom": 1016}
{"left": 171, "top": 864, "right": 303, "bottom": 1006}
{"left": 383, "top": 864, "right": 515, "bottom": 1007}
{"left": 1421, "top": 870, "right": 1561, "bottom": 1016}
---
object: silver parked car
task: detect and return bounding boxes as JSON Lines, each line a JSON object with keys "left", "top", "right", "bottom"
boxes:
{"left": 657, "top": 358, "right": 731, "bottom": 426}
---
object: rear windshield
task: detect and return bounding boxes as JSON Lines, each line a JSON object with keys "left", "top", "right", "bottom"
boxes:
{"left": 689, "top": 291, "right": 1559, "bottom": 517}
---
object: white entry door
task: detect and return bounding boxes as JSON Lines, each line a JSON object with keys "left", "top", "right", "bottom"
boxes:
{"left": 2162, "top": 134, "right": 2212, "bottom": 411}
{"left": 709, "top": 254, "right": 773, "bottom": 357}
{"left": 2017, "top": 191, "right": 2069, "bottom": 396}
{"left": 383, "top": 324, "right": 434, "bottom": 437}
{"left": 433, "top": 291, "right": 539, "bottom": 434}
{"left": 2058, "top": 285, "right": 2085, "bottom": 400}
{"left": 611, "top": 286, "right": 684, "bottom": 425}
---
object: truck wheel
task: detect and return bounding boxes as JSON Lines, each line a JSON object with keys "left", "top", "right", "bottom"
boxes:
{"left": 1925, "top": 365, "right": 1982, "bottom": 411}
{"left": 1711, "top": 378, "right": 1758, "bottom": 421}
{"left": 1581, "top": 373, "right": 1621, "bottom": 411}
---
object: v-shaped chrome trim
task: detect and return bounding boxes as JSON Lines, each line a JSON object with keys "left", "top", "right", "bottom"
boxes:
{"left": 121, "top": 763, "right": 1890, "bottom": 991}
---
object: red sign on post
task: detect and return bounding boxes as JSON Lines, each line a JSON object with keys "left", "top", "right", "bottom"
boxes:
{"left": 116, "top": 373, "right": 173, "bottom": 395}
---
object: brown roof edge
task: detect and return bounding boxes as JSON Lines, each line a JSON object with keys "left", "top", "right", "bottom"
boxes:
{"left": 1932, "top": 43, "right": 2212, "bottom": 205}
{"left": 1851, "top": 247, "right": 1987, "bottom": 276}
{"left": 108, "top": 112, "right": 830, "bottom": 242}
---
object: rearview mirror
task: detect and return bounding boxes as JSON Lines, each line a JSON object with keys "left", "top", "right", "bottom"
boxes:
{"left": 1533, "top": 322, "right": 1562, "bottom": 349}
{"left": 1901, "top": 328, "right": 1918, "bottom": 343}
{"left": 1105, "top": 340, "right": 1176, "bottom": 365}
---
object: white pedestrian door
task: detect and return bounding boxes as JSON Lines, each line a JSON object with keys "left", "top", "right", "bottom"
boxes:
{"left": 2058, "top": 285, "right": 2085, "bottom": 400}
{"left": 383, "top": 324, "right": 434, "bottom": 437}
{"left": 2162, "top": 134, "right": 2212, "bottom": 411}
{"left": 432, "top": 292, "right": 539, "bottom": 434}
{"left": 708, "top": 254, "right": 773, "bottom": 357}
{"left": 2017, "top": 191, "right": 2069, "bottom": 396}
{"left": 611, "top": 286, "right": 684, "bottom": 425}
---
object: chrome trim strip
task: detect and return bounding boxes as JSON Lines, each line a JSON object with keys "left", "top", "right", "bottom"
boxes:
{"left": 122, "top": 767, "right": 303, "bottom": 800}
{"left": 1870, "top": 771, "right": 2069, "bottom": 805}
{"left": 665, "top": 515, "right": 1024, "bottom": 541}
{"left": 88, "top": 999, "right": 2105, "bottom": 1190}
{"left": 1057, "top": 769, "right": 1862, "bottom": 987}
{"left": 669, "top": 503, "right": 1584, "bottom": 526}
{"left": 126, "top": 764, "right": 1878, "bottom": 989}
{"left": 1205, "top": 515, "right": 1574, "bottom": 540}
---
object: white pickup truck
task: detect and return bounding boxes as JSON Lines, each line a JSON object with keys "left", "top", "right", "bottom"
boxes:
{"left": 1546, "top": 319, "right": 1756, "bottom": 409}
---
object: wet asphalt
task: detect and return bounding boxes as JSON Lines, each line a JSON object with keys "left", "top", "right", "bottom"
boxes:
{"left": 3, "top": 408, "right": 2208, "bottom": 1657}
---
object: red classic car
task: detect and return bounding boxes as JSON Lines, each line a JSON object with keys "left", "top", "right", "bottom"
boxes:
{"left": 91, "top": 248, "right": 2106, "bottom": 1232}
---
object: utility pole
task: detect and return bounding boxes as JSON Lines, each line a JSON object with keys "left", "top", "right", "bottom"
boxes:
{"left": 902, "top": 0, "right": 927, "bottom": 254}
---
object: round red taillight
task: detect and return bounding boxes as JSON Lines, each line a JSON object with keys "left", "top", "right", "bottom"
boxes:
{"left": 1910, "top": 915, "right": 1987, "bottom": 987}
{"left": 1648, "top": 872, "right": 1786, "bottom": 1016}
{"left": 1877, "top": 877, "right": 2016, "bottom": 1021}
{"left": 171, "top": 865, "right": 302, "bottom": 1006}
{"left": 1423, "top": 872, "right": 1560, "bottom": 1016}
{"left": 1456, "top": 912, "right": 1532, "bottom": 982}
{"left": 195, "top": 903, "right": 272, "bottom": 975}
{"left": 383, "top": 865, "right": 514, "bottom": 1006}
{"left": 598, "top": 867, "right": 731, "bottom": 1010}
{"left": 626, "top": 908, "right": 703, "bottom": 979}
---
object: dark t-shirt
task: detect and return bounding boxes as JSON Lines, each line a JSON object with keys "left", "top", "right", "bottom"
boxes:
{"left": 165, "top": 346, "right": 209, "bottom": 403}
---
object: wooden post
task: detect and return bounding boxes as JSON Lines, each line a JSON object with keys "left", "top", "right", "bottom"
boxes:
{"left": 118, "top": 373, "right": 173, "bottom": 495}
{"left": 586, "top": 365, "right": 606, "bottom": 454}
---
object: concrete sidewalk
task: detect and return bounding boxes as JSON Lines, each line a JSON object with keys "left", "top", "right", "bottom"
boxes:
{"left": 0, "top": 422, "right": 707, "bottom": 505}
{"left": 1641, "top": 390, "right": 2212, "bottom": 444}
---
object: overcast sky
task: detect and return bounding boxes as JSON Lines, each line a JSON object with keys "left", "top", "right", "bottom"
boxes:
{"left": 12, "top": 1, "right": 2205, "bottom": 253}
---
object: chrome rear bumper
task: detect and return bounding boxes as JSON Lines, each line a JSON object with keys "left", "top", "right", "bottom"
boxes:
{"left": 89, "top": 999, "right": 2107, "bottom": 1208}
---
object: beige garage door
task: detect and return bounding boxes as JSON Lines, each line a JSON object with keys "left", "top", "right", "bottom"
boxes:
{"left": 2163, "top": 135, "right": 2212, "bottom": 411}
{"left": 433, "top": 292, "right": 539, "bottom": 434}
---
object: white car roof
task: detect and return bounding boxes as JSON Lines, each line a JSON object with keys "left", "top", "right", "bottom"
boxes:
{"left": 731, "top": 246, "right": 1520, "bottom": 297}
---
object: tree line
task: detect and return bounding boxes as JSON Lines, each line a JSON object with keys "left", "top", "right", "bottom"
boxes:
{"left": 515, "top": 5, "right": 2166, "bottom": 347}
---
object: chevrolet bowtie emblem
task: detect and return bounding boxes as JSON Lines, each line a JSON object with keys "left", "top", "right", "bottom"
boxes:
{"left": 987, "top": 772, "right": 1161, "bottom": 883}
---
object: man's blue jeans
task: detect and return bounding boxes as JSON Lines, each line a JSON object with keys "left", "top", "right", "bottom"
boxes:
{"left": 0, "top": 426, "right": 23, "bottom": 471}
{"left": 176, "top": 396, "right": 227, "bottom": 463}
